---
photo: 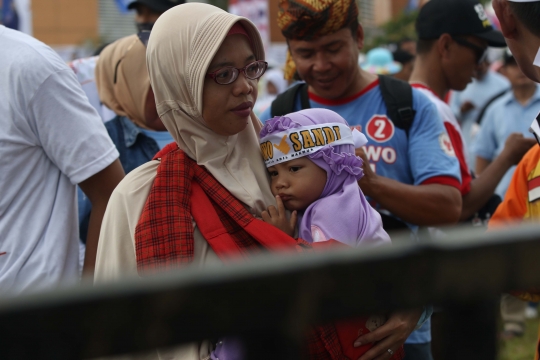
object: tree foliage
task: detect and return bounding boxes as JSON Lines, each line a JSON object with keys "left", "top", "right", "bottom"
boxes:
{"left": 364, "top": 10, "right": 419, "bottom": 51}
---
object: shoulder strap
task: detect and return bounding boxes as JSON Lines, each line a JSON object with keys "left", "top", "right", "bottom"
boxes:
{"left": 378, "top": 75, "right": 416, "bottom": 136}
{"left": 270, "top": 83, "right": 310, "bottom": 117}
{"left": 475, "top": 88, "right": 510, "bottom": 125}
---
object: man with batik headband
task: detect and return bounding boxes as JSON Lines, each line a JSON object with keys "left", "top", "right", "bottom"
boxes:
{"left": 260, "top": 1, "right": 463, "bottom": 359}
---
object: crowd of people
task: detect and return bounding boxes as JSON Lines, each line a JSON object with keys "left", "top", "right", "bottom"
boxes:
{"left": 3, "top": 0, "right": 540, "bottom": 359}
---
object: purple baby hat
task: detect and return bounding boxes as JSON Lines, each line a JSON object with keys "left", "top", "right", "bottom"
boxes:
{"left": 260, "top": 108, "right": 364, "bottom": 180}
{"left": 260, "top": 109, "right": 390, "bottom": 247}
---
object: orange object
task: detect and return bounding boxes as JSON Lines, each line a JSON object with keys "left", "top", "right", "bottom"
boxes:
{"left": 488, "top": 145, "right": 540, "bottom": 359}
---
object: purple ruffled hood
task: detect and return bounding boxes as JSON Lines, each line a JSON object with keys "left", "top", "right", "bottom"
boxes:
{"left": 260, "top": 109, "right": 390, "bottom": 247}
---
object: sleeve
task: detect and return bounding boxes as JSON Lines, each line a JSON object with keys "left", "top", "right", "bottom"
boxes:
{"left": 93, "top": 181, "right": 140, "bottom": 283}
{"left": 472, "top": 105, "right": 497, "bottom": 161}
{"left": 488, "top": 146, "right": 539, "bottom": 228}
{"left": 444, "top": 123, "right": 472, "bottom": 195}
{"left": 407, "top": 90, "right": 461, "bottom": 188}
{"left": 27, "top": 69, "right": 119, "bottom": 184}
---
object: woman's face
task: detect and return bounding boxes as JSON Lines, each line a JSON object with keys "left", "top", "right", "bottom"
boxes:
{"left": 202, "top": 34, "right": 258, "bottom": 136}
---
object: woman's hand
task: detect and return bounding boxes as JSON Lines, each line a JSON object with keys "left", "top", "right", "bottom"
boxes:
{"left": 354, "top": 308, "right": 422, "bottom": 360}
{"left": 261, "top": 195, "right": 297, "bottom": 237}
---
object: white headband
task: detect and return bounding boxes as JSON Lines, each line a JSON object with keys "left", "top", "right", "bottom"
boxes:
{"left": 260, "top": 123, "right": 367, "bottom": 167}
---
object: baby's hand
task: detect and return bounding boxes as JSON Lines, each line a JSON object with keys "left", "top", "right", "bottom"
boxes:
{"left": 261, "top": 195, "right": 297, "bottom": 237}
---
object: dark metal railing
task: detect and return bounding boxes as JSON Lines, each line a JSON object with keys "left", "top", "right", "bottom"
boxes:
{"left": 1, "top": 224, "right": 540, "bottom": 360}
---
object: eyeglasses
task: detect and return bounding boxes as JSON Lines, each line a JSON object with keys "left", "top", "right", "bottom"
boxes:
{"left": 451, "top": 36, "right": 488, "bottom": 65}
{"left": 206, "top": 60, "right": 268, "bottom": 85}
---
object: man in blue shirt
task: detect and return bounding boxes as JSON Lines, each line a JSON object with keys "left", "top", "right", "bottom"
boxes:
{"left": 474, "top": 51, "right": 540, "bottom": 198}
{"left": 261, "top": 1, "right": 463, "bottom": 359}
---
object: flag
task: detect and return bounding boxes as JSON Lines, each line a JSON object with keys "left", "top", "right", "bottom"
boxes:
{"left": 1, "top": 0, "right": 19, "bottom": 30}
{"left": 405, "top": 0, "right": 420, "bottom": 12}
{"left": 114, "top": 0, "right": 132, "bottom": 14}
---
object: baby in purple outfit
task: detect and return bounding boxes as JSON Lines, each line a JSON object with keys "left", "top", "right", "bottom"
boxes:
{"left": 211, "top": 110, "right": 396, "bottom": 360}
{"left": 259, "top": 108, "right": 390, "bottom": 247}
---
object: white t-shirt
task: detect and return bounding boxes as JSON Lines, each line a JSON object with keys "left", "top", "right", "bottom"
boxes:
{"left": 0, "top": 26, "right": 119, "bottom": 295}
{"left": 68, "top": 56, "right": 116, "bottom": 122}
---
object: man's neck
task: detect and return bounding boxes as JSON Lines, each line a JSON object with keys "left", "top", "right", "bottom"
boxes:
{"left": 409, "top": 54, "right": 448, "bottom": 100}
{"left": 308, "top": 67, "right": 377, "bottom": 100}
{"left": 513, "top": 84, "right": 537, "bottom": 105}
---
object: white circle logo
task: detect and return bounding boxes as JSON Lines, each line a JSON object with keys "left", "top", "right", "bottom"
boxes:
{"left": 366, "top": 115, "right": 395, "bottom": 143}
{"left": 439, "top": 133, "right": 456, "bottom": 157}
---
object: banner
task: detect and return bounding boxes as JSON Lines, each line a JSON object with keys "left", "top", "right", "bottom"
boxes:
{"left": 1, "top": 0, "right": 19, "bottom": 29}
{"left": 229, "top": 0, "right": 269, "bottom": 51}
{"left": 115, "top": 0, "right": 132, "bottom": 14}
{"left": 1, "top": 0, "right": 32, "bottom": 34}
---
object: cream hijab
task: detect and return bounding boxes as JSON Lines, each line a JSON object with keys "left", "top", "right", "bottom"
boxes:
{"left": 96, "top": 34, "right": 150, "bottom": 129}
{"left": 146, "top": 3, "right": 275, "bottom": 215}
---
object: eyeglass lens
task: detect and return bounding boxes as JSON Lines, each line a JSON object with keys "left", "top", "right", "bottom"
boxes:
{"left": 214, "top": 61, "right": 267, "bottom": 85}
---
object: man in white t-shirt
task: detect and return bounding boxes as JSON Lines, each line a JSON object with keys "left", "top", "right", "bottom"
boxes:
{"left": 0, "top": 26, "right": 125, "bottom": 295}
{"left": 409, "top": 0, "right": 535, "bottom": 223}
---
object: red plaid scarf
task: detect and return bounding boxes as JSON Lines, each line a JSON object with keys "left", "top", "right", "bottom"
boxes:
{"left": 134, "top": 143, "right": 404, "bottom": 360}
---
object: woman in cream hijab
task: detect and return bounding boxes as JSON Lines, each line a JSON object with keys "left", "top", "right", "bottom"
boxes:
{"left": 94, "top": 3, "right": 286, "bottom": 359}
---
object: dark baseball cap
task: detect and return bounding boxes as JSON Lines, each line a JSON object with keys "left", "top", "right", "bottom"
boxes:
{"left": 127, "top": 0, "right": 183, "bottom": 13}
{"left": 416, "top": 0, "right": 506, "bottom": 47}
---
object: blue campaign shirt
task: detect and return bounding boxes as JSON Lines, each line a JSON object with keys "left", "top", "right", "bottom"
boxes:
{"left": 450, "top": 71, "right": 510, "bottom": 169}
{"left": 473, "top": 85, "right": 540, "bottom": 198}
{"left": 261, "top": 80, "right": 462, "bottom": 344}
{"left": 260, "top": 80, "right": 461, "bottom": 208}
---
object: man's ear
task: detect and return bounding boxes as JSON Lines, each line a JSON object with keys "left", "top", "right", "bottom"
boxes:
{"left": 356, "top": 24, "right": 365, "bottom": 51}
{"left": 437, "top": 34, "right": 453, "bottom": 61}
{"left": 493, "top": 0, "right": 518, "bottom": 39}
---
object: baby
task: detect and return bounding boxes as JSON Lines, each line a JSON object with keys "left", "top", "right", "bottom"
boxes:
{"left": 260, "top": 108, "right": 402, "bottom": 359}
{"left": 259, "top": 108, "right": 389, "bottom": 246}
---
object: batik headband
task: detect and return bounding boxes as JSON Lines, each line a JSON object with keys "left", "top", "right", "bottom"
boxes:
{"left": 260, "top": 122, "right": 367, "bottom": 167}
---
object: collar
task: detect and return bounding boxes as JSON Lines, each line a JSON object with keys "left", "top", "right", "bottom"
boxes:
{"left": 504, "top": 85, "right": 540, "bottom": 106}
{"left": 530, "top": 114, "right": 540, "bottom": 145}
{"left": 308, "top": 79, "right": 379, "bottom": 106}
{"left": 534, "top": 47, "right": 540, "bottom": 68}
{"left": 119, "top": 116, "right": 142, "bottom": 148}
{"left": 410, "top": 82, "right": 442, "bottom": 100}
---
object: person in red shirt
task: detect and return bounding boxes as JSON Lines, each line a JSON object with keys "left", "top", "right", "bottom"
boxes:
{"left": 409, "top": 0, "right": 535, "bottom": 221}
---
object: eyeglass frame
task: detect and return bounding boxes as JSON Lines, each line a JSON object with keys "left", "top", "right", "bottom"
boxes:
{"left": 451, "top": 36, "right": 488, "bottom": 65}
{"left": 206, "top": 60, "right": 268, "bottom": 85}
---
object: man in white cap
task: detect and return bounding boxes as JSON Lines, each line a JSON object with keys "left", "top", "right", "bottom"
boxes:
{"left": 494, "top": 0, "right": 540, "bottom": 83}
{"left": 493, "top": 0, "right": 540, "bottom": 139}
